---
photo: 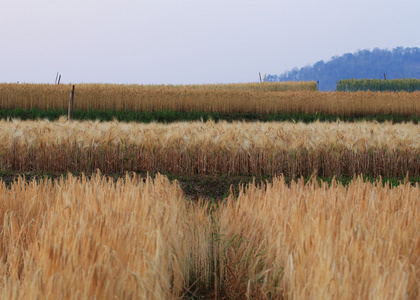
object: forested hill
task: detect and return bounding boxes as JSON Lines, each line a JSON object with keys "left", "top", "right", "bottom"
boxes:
{"left": 266, "top": 47, "right": 420, "bottom": 91}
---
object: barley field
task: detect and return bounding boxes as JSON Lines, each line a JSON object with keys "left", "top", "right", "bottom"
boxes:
{"left": 1, "top": 119, "right": 419, "bottom": 177}
{"left": 216, "top": 176, "right": 420, "bottom": 299}
{"left": 1, "top": 83, "right": 419, "bottom": 116}
{"left": 0, "top": 174, "right": 418, "bottom": 299}
{"left": 1, "top": 81, "right": 419, "bottom": 299}
{"left": 0, "top": 173, "right": 212, "bottom": 299}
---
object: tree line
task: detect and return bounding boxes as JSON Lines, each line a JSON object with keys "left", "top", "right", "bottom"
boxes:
{"left": 267, "top": 47, "right": 420, "bottom": 91}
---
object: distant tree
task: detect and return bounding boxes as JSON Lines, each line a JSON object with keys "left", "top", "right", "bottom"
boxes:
{"left": 267, "top": 47, "right": 420, "bottom": 91}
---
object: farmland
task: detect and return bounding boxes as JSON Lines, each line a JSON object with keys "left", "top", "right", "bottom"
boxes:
{"left": 0, "top": 83, "right": 419, "bottom": 299}
{"left": 0, "top": 173, "right": 212, "bottom": 299}
{"left": 337, "top": 78, "right": 420, "bottom": 92}
{"left": 1, "top": 174, "right": 418, "bottom": 299}
{"left": 1, "top": 84, "right": 420, "bottom": 119}
{"left": 0, "top": 119, "right": 419, "bottom": 178}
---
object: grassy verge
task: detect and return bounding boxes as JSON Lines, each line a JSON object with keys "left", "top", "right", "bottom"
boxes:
{"left": 0, "top": 107, "right": 419, "bottom": 123}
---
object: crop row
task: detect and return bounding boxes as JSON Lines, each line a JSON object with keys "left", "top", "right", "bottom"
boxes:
{"left": 1, "top": 119, "right": 419, "bottom": 177}
{"left": 1, "top": 174, "right": 418, "bottom": 299}
{"left": 217, "top": 175, "right": 420, "bottom": 298}
{"left": 0, "top": 173, "right": 210, "bottom": 299}
{"left": 337, "top": 78, "right": 420, "bottom": 92}
{"left": 1, "top": 84, "right": 419, "bottom": 116}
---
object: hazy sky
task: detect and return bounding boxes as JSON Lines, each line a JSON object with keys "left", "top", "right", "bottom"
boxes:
{"left": 1, "top": 0, "right": 419, "bottom": 85}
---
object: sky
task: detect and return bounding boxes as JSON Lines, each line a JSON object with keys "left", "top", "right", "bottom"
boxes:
{"left": 1, "top": 0, "right": 419, "bottom": 85}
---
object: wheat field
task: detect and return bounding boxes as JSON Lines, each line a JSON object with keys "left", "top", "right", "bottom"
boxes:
{"left": 0, "top": 174, "right": 418, "bottom": 299}
{"left": 1, "top": 81, "right": 419, "bottom": 299}
{"left": 0, "top": 173, "right": 212, "bottom": 299}
{"left": 1, "top": 83, "right": 419, "bottom": 116}
{"left": 216, "top": 176, "right": 420, "bottom": 299}
{"left": 0, "top": 119, "right": 419, "bottom": 177}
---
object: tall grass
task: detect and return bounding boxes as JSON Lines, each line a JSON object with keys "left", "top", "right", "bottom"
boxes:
{"left": 0, "top": 119, "right": 419, "bottom": 177}
{"left": 1, "top": 84, "right": 419, "bottom": 116}
{"left": 0, "top": 172, "right": 212, "bottom": 299}
{"left": 216, "top": 176, "right": 420, "bottom": 299}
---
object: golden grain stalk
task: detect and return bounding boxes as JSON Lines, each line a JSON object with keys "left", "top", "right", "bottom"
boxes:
{"left": 217, "top": 176, "right": 420, "bottom": 299}
{"left": 0, "top": 173, "right": 212, "bottom": 299}
{"left": 0, "top": 174, "right": 418, "bottom": 299}
{"left": 0, "top": 119, "right": 418, "bottom": 177}
{"left": 1, "top": 83, "right": 419, "bottom": 116}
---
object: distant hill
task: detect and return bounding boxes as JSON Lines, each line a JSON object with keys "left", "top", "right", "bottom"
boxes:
{"left": 266, "top": 47, "right": 420, "bottom": 91}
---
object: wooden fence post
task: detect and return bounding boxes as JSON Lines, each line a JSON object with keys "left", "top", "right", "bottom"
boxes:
{"left": 68, "top": 85, "right": 75, "bottom": 121}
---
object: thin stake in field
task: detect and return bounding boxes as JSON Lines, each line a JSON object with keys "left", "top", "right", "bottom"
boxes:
{"left": 68, "top": 85, "right": 75, "bottom": 121}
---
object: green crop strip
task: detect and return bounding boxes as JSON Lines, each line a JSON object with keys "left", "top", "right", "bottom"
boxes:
{"left": 337, "top": 78, "right": 420, "bottom": 92}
